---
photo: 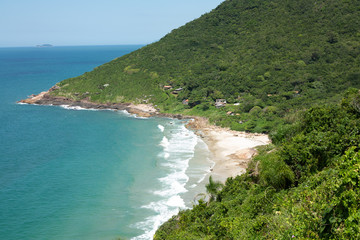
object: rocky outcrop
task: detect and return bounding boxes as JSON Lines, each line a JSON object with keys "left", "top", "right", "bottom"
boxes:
{"left": 18, "top": 91, "right": 131, "bottom": 110}
{"left": 17, "top": 88, "right": 191, "bottom": 119}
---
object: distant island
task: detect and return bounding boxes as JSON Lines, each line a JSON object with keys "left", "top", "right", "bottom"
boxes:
{"left": 36, "top": 44, "right": 53, "bottom": 48}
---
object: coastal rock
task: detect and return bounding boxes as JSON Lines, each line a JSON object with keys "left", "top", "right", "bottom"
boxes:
{"left": 18, "top": 91, "right": 49, "bottom": 104}
{"left": 17, "top": 86, "right": 169, "bottom": 118}
{"left": 49, "top": 85, "right": 60, "bottom": 92}
{"left": 126, "top": 108, "right": 153, "bottom": 118}
{"left": 18, "top": 88, "right": 194, "bottom": 120}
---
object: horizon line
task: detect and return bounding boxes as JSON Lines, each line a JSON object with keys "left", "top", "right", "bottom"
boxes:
{"left": 0, "top": 43, "right": 153, "bottom": 49}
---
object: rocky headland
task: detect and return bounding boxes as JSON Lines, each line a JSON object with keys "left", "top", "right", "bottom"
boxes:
{"left": 17, "top": 86, "right": 186, "bottom": 119}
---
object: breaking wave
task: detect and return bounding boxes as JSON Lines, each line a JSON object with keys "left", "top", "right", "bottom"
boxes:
{"left": 131, "top": 123, "right": 198, "bottom": 240}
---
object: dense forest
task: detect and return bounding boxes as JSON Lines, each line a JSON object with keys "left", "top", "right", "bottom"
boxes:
{"left": 50, "top": 0, "right": 360, "bottom": 238}
{"left": 154, "top": 89, "right": 360, "bottom": 239}
{"left": 52, "top": 0, "right": 360, "bottom": 133}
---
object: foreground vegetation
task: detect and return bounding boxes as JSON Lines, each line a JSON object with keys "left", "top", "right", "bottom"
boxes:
{"left": 51, "top": 0, "right": 360, "bottom": 133}
{"left": 154, "top": 89, "right": 360, "bottom": 239}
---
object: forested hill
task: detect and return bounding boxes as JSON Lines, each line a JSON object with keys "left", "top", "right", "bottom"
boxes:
{"left": 52, "top": 0, "right": 359, "bottom": 132}
{"left": 47, "top": 1, "right": 360, "bottom": 238}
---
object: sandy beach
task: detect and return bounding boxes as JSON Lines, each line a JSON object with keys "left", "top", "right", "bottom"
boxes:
{"left": 188, "top": 118, "right": 270, "bottom": 183}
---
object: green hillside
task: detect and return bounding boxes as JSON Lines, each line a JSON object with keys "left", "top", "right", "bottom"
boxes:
{"left": 154, "top": 89, "right": 360, "bottom": 239}
{"left": 52, "top": 0, "right": 359, "bottom": 132}
{"left": 49, "top": 0, "right": 360, "bottom": 238}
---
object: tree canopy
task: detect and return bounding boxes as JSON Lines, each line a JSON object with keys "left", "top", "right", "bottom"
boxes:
{"left": 51, "top": 0, "right": 360, "bottom": 132}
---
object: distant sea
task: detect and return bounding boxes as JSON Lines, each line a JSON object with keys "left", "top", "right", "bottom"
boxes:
{"left": 0, "top": 46, "right": 212, "bottom": 240}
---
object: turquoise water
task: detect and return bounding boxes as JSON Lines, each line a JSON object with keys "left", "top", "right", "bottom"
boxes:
{"left": 0, "top": 46, "right": 211, "bottom": 240}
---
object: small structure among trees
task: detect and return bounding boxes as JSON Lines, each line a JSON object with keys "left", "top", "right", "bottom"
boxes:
{"left": 227, "top": 111, "right": 234, "bottom": 116}
{"left": 215, "top": 99, "right": 227, "bottom": 108}
{"left": 171, "top": 88, "right": 184, "bottom": 95}
{"left": 163, "top": 85, "right": 172, "bottom": 90}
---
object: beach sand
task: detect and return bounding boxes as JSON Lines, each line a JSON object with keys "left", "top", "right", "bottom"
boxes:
{"left": 188, "top": 118, "right": 270, "bottom": 183}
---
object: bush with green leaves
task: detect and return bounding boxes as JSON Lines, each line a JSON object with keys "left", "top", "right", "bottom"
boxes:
{"left": 155, "top": 92, "right": 360, "bottom": 239}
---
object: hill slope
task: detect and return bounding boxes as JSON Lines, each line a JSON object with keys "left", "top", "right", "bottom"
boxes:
{"left": 154, "top": 87, "right": 360, "bottom": 239}
{"left": 42, "top": 1, "right": 360, "bottom": 238}
{"left": 53, "top": 0, "right": 359, "bottom": 103}
{"left": 49, "top": 0, "right": 360, "bottom": 132}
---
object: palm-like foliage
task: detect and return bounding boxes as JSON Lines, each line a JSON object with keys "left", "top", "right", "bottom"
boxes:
{"left": 205, "top": 176, "right": 223, "bottom": 202}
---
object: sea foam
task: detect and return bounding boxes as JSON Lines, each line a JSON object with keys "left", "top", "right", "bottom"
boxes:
{"left": 158, "top": 124, "right": 165, "bottom": 132}
{"left": 119, "top": 110, "right": 150, "bottom": 119}
{"left": 59, "top": 105, "right": 100, "bottom": 111}
{"left": 132, "top": 122, "right": 198, "bottom": 240}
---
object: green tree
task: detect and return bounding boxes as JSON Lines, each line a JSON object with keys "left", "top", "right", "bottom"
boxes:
{"left": 205, "top": 176, "right": 223, "bottom": 202}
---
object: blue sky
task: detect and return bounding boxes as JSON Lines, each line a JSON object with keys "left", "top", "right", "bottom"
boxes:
{"left": 0, "top": 0, "right": 224, "bottom": 47}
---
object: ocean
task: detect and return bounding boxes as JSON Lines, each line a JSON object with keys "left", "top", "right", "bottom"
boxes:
{"left": 0, "top": 46, "right": 212, "bottom": 240}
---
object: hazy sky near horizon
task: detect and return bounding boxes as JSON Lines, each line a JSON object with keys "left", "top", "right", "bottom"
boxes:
{"left": 0, "top": 0, "right": 224, "bottom": 47}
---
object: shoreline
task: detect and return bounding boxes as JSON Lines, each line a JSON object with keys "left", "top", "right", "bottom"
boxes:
{"left": 17, "top": 88, "right": 186, "bottom": 119}
{"left": 19, "top": 90, "right": 270, "bottom": 183}
{"left": 18, "top": 89, "right": 271, "bottom": 238}
{"left": 187, "top": 118, "right": 270, "bottom": 183}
